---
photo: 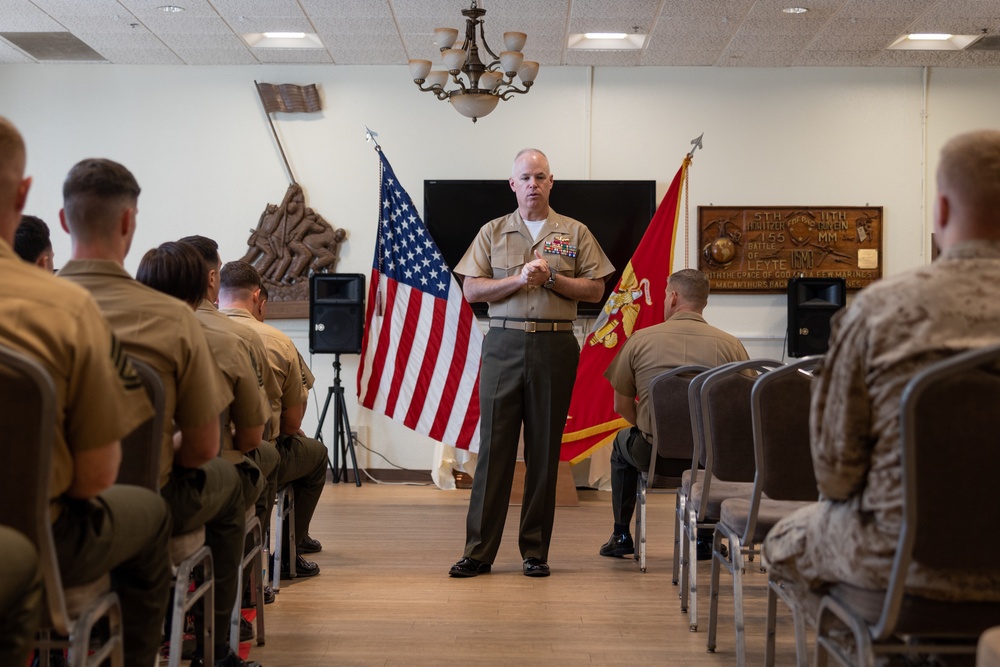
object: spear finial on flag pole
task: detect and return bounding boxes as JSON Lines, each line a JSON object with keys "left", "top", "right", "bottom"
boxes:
{"left": 689, "top": 132, "right": 704, "bottom": 158}
{"left": 365, "top": 126, "right": 381, "bottom": 150}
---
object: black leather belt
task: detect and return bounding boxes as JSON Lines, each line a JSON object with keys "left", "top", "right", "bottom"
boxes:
{"left": 489, "top": 319, "right": 574, "bottom": 333}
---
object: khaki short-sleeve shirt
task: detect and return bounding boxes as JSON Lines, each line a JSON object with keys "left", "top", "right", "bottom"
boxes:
{"left": 195, "top": 305, "right": 269, "bottom": 461}
{"left": 455, "top": 210, "right": 614, "bottom": 320}
{"left": 222, "top": 308, "right": 309, "bottom": 439}
{"left": 0, "top": 241, "right": 152, "bottom": 505}
{"left": 604, "top": 312, "right": 749, "bottom": 440}
{"left": 61, "top": 260, "right": 232, "bottom": 487}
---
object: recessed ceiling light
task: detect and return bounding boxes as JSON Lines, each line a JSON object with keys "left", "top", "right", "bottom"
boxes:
{"left": 887, "top": 32, "right": 983, "bottom": 51}
{"left": 157, "top": 5, "right": 184, "bottom": 12}
{"left": 567, "top": 33, "right": 646, "bottom": 50}
{"left": 244, "top": 32, "right": 324, "bottom": 49}
{"left": 782, "top": 7, "right": 808, "bottom": 14}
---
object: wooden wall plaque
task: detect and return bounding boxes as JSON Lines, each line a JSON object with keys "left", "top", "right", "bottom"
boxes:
{"left": 697, "top": 206, "right": 883, "bottom": 293}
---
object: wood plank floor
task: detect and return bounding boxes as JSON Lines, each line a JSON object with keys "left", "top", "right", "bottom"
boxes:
{"left": 246, "top": 481, "right": 808, "bottom": 667}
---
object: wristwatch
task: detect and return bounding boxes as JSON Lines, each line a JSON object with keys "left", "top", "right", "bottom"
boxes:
{"left": 542, "top": 268, "right": 556, "bottom": 290}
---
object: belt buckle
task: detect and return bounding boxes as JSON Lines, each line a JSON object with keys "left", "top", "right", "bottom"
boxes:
{"left": 523, "top": 321, "right": 538, "bottom": 333}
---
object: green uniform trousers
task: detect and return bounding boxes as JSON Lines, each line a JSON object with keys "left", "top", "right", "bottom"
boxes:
{"left": 275, "top": 434, "right": 328, "bottom": 548}
{"left": 52, "top": 484, "right": 172, "bottom": 667}
{"left": 248, "top": 440, "right": 280, "bottom": 532}
{"left": 0, "top": 525, "right": 43, "bottom": 666}
{"left": 161, "top": 457, "right": 244, "bottom": 648}
{"left": 463, "top": 328, "right": 579, "bottom": 563}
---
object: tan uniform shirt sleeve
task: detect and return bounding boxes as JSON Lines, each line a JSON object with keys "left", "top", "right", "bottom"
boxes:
{"left": 174, "top": 311, "right": 233, "bottom": 428}
{"left": 67, "top": 301, "right": 154, "bottom": 452}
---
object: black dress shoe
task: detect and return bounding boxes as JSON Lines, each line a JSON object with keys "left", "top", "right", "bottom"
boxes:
{"left": 191, "top": 649, "right": 261, "bottom": 667}
{"left": 599, "top": 533, "right": 635, "bottom": 558}
{"left": 263, "top": 584, "right": 275, "bottom": 604}
{"left": 696, "top": 539, "right": 728, "bottom": 561}
{"left": 281, "top": 554, "right": 320, "bottom": 579}
{"left": 523, "top": 557, "right": 550, "bottom": 577}
{"left": 297, "top": 534, "right": 322, "bottom": 554}
{"left": 449, "top": 557, "right": 491, "bottom": 578}
{"left": 239, "top": 616, "right": 254, "bottom": 642}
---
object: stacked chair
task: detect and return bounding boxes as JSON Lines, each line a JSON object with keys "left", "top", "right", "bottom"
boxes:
{"left": 0, "top": 343, "right": 124, "bottom": 667}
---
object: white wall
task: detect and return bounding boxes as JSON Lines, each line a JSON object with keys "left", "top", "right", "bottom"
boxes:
{"left": 2, "top": 63, "right": 998, "bottom": 472}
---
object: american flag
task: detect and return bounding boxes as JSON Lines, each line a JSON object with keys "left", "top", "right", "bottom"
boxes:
{"left": 357, "top": 149, "right": 483, "bottom": 451}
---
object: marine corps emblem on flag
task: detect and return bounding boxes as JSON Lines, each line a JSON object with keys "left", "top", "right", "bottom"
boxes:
{"left": 588, "top": 262, "right": 653, "bottom": 349}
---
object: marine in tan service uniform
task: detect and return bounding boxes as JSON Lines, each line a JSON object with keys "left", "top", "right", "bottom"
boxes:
{"left": 219, "top": 260, "right": 328, "bottom": 577}
{"left": 178, "top": 235, "right": 282, "bottom": 537}
{"left": 600, "top": 269, "right": 748, "bottom": 558}
{"left": 0, "top": 116, "right": 170, "bottom": 667}
{"left": 764, "top": 130, "right": 1000, "bottom": 606}
{"left": 57, "top": 158, "right": 254, "bottom": 666}
{"left": 136, "top": 241, "right": 271, "bottom": 514}
{"left": 450, "top": 148, "right": 614, "bottom": 578}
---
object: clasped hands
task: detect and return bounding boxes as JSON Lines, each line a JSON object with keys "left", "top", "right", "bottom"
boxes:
{"left": 521, "top": 250, "right": 551, "bottom": 287}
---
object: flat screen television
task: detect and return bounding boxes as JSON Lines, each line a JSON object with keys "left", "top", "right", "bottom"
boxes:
{"left": 423, "top": 179, "right": 657, "bottom": 319}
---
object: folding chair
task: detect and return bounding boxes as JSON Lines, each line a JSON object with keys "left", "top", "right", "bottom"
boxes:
{"left": 0, "top": 344, "right": 124, "bottom": 667}
{"left": 706, "top": 356, "right": 821, "bottom": 665}
{"left": 815, "top": 344, "right": 1000, "bottom": 666}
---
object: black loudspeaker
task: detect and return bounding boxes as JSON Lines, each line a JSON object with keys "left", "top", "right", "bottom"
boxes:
{"left": 309, "top": 274, "right": 366, "bottom": 355}
{"left": 787, "top": 277, "right": 846, "bottom": 358}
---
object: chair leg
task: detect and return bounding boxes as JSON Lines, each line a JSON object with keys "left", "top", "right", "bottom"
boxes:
{"left": 707, "top": 529, "right": 723, "bottom": 653}
{"left": 732, "top": 542, "right": 747, "bottom": 667}
{"left": 680, "top": 514, "right": 690, "bottom": 612}
{"left": 687, "top": 510, "right": 699, "bottom": 631}
{"left": 765, "top": 583, "right": 778, "bottom": 667}
{"left": 636, "top": 475, "right": 646, "bottom": 572}
{"left": 672, "top": 493, "right": 682, "bottom": 585}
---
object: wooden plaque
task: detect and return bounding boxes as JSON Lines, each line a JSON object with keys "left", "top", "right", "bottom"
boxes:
{"left": 697, "top": 206, "right": 883, "bottom": 293}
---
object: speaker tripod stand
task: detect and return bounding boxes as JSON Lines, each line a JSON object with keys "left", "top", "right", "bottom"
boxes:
{"left": 314, "top": 354, "right": 361, "bottom": 486}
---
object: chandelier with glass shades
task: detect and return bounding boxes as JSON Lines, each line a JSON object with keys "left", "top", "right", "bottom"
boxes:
{"left": 407, "top": 0, "right": 539, "bottom": 123}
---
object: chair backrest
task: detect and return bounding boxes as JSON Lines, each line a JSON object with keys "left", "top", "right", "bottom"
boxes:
{"left": 752, "top": 355, "right": 821, "bottom": 502}
{"left": 686, "top": 369, "right": 714, "bottom": 491}
{"left": 700, "top": 359, "right": 783, "bottom": 484}
{"left": 649, "top": 365, "right": 710, "bottom": 461}
{"left": 116, "top": 357, "right": 165, "bottom": 490}
{"left": 0, "top": 343, "right": 72, "bottom": 634}
{"left": 876, "top": 343, "right": 1000, "bottom": 638}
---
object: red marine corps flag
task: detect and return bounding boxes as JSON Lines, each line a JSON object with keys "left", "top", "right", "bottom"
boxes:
{"left": 560, "top": 148, "right": 696, "bottom": 462}
{"left": 357, "top": 139, "right": 483, "bottom": 451}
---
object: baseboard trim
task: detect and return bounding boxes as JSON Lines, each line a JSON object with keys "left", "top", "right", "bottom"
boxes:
{"left": 326, "top": 468, "right": 434, "bottom": 484}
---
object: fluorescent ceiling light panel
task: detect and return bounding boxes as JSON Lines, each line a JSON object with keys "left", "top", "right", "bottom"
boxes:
{"left": 887, "top": 33, "right": 983, "bottom": 51}
{"left": 568, "top": 33, "right": 645, "bottom": 50}
{"left": 244, "top": 32, "right": 324, "bottom": 49}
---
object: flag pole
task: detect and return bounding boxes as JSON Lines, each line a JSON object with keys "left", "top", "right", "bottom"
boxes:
{"left": 254, "top": 80, "right": 296, "bottom": 185}
{"left": 683, "top": 133, "right": 703, "bottom": 268}
{"left": 366, "top": 126, "right": 385, "bottom": 315}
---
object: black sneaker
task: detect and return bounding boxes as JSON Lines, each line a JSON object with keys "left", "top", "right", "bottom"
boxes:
{"left": 599, "top": 533, "right": 635, "bottom": 558}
